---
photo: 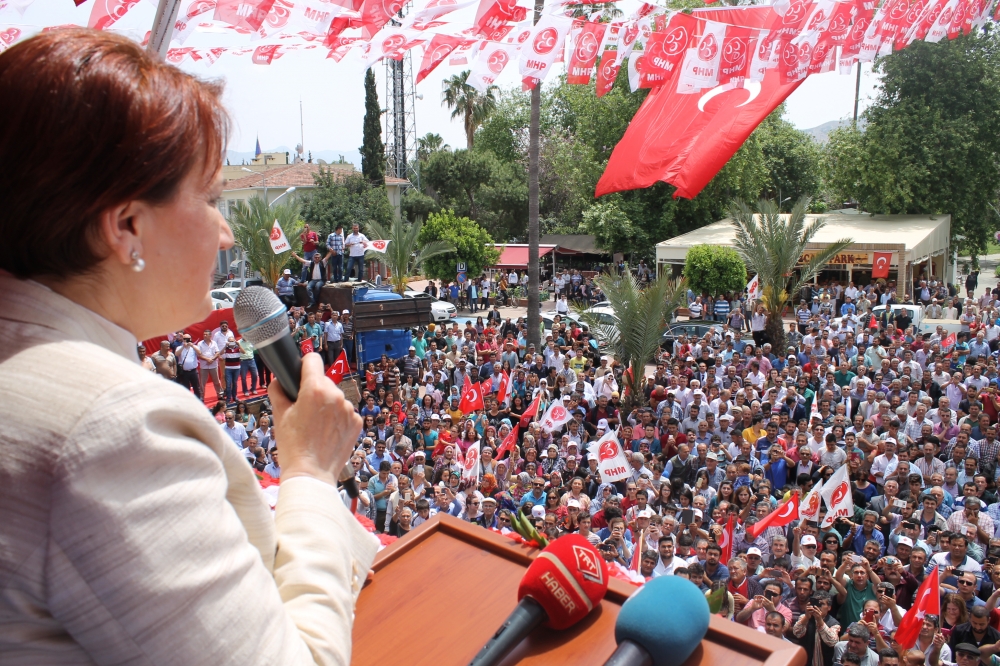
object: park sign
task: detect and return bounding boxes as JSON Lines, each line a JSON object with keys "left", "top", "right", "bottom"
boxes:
{"left": 798, "top": 251, "right": 870, "bottom": 265}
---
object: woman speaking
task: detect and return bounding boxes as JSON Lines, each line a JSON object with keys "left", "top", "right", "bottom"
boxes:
{"left": 0, "top": 30, "right": 377, "bottom": 664}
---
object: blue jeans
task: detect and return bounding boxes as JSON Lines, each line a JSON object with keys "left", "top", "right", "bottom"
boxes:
{"left": 330, "top": 254, "right": 343, "bottom": 282}
{"left": 224, "top": 367, "right": 240, "bottom": 403}
{"left": 240, "top": 358, "right": 258, "bottom": 394}
{"left": 308, "top": 279, "right": 324, "bottom": 305}
{"left": 346, "top": 255, "right": 365, "bottom": 281}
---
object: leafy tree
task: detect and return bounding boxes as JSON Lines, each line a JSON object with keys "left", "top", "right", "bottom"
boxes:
{"left": 229, "top": 197, "right": 303, "bottom": 288}
{"left": 825, "top": 30, "right": 1000, "bottom": 262}
{"left": 360, "top": 69, "right": 385, "bottom": 185}
{"left": 442, "top": 70, "right": 498, "bottom": 149}
{"left": 364, "top": 215, "right": 455, "bottom": 294}
{"left": 730, "top": 197, "right": 852, "bottom": 350}
{"left": 417, "top": 209, "right": 500, "bottom": 281}
{"left": 581, "top": 199, "right": 645, "bottom": 257}
{"left": 576, "top": 267, "right": 686, "bottom": 414}
{"left": 416, "top": 132, "right": 448, "bottom": 162}
{"left": 683, "top": 245, "right": 747, "bottom": 297}
{"left": 401, "top": 188, "right": 439, "bottom": 222}
{"left": 299, "top": 169, "right": 393, "bottom": 238}
{"left": 756, "top": 109, "right": 824, "bottom": 210}
{"left": 422, "top": 148, "right": 495, "bottom": 218}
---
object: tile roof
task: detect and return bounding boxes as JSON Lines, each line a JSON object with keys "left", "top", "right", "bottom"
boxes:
{"left": 224, "top": 162, "right": 410, "bottom": 191}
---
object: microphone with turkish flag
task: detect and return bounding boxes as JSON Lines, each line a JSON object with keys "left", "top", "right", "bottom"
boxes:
{"left": 459, "top": 376, "right": 485, "bottom": 414}
{"left": 746, "top": 492, "right": 799, "bottom": 540}
{"left": 872, "top": 251, "right": 893, "bottom": 278}
{"left": 893, "top": 567, "right": 940, "bottom": 650}
{"left": 468, "top": 534, "right": 609, "bottom": 666}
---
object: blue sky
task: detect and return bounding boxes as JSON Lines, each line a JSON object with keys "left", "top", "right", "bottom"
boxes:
{"left": 5, "top": 1, "right": 880, "bottom": 160}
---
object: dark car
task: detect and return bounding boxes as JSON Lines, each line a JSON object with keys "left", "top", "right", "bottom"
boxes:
{"left": 660, "top": 321, "right": 724, "bottom": 352}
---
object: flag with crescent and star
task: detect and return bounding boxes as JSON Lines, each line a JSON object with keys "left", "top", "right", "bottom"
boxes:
{"left": 893, "top": 567, "right": 940, "bottom": 650}
{"left": 747, "top": 492, "right": 799, "bottom": 539}
{"left": 872, "top": 251, "right": 893, "bottom": 278}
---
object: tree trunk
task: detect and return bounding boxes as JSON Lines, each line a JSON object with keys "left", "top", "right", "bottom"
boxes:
{"left": 526, "top": 0, "right": 543, "bottom": 350}
{"left": 765, "top": 311, "right": 786, "bottom": 353}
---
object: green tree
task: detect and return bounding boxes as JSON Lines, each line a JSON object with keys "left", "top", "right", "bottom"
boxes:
{"left": 422, "top": 148, "right": 495, "bottom": 218}
{"left": 229, "top": 197, "right": 303, "bottom": 288}
{"left": 825, "top": 30, "right": 1000, "bottom": 262}
{"left": 756, "top": 109, "right": 824, "bottom": 210}
{"left": 360, "top": 69, "right": 385, "bottom": 185}
{"left": 730, "top": 197, "right": 852, "bottom": 350}
{"left": 417, "top": 209, "right": 500, "bottom": 281}
{"left": 581, "top": 199, "right": 645, "bottom": 257}
{"left": 401, "top": 188, "right": 439, "bottom": 222}
{"left": 683, "top": 245, "right": 747, "bottom": 297}
{"left": 416, "top": 132, "right": 448, "bottom": 163}
{"left": 299, "top": 169, "right": 393, "bottom": 237}
{"left": 442, "top": 70, "right": 498, "bottom": 149}
{"left": 576, "top": 267, "right": 686, "bottom": 414}
{"left": 364, "top": 215, "right": 455, "bottom": 294}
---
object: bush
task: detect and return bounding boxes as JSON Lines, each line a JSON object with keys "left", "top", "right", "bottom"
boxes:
{"left": 683, "top": 245, "right": 746, "bottom": 296}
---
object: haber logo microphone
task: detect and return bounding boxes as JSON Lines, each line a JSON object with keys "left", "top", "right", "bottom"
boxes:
{"left": 602, "top": 576, "right": 710, "bottom": 666}
{"left": 467, "top": 534, "right": 609, "bottom": 666}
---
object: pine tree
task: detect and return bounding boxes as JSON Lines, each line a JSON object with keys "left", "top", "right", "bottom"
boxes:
{"left": 360, "top": 69, "right": 385, "bottom": 185}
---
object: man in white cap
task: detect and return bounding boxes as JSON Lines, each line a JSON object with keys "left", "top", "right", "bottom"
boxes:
{"left": 477, "top": 497, "right": 499, "bottom": 529}
{"left": 275, "top": 267, "right": 297, "bottom": 307}
{"left": 697, "top": 452, "right": 726, "bottom": 490}
{"left": 792, "top": 534, "right": 821, "bottom": 570}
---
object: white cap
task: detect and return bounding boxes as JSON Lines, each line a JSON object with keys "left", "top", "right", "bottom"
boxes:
{"left": 531, "top": 505, "right": 546, "bottom": 519}
{"left": 897, "top": 536, "right": 914, "bottom": 548}
{"left": 637, "top": 508, "right": 653, "bottom": 519}
{"left": 747, "top": 547, "right": 763, "bottom": 557}
{"left": 801, "top": 535, "right": 817, "bottom": 546}
{"left": 567, "top": 499, "right": 582, "bottom": 509}
{"left": 597, "top": 418, "right": 610, "bottom": 431}
{"left": 342, "top": 309, "right": 350, "bottom": 314}
{"left": 706, "top": 452, "right": 719, "bottom": 461}
{"left": 283, "top": 269, "right": 292, "bottom": 275}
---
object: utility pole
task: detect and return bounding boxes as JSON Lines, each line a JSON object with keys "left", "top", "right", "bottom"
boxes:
{"left": 853, "top": 62, "right": 862, "bottom": 126}
{"left": 526, "top": 0, "right": 544, "bottom": 350}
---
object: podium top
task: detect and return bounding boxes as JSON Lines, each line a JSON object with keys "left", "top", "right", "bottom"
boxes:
{"left": 352, "top": 514, "right": 806, "bottom": 666}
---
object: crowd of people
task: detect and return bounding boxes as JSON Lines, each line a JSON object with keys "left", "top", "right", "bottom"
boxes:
{"left": 150, "top": 258, "right": 1000, "bottom": 666}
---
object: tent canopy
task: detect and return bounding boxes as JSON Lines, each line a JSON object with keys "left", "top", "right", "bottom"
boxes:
{"left": 493, "top": 244, "right": 557, "bottom": 269}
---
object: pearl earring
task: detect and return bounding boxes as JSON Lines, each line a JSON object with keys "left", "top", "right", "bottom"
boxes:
{"left": 130, "top": 250, "right": 146, "bottom": 273}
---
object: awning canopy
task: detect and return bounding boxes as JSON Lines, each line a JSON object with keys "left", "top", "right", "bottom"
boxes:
{"left": 540, "top": 234, "right": 607, "bottom": 255}
{"left": 493, "top": 244, "right": 557, "bottom": 269}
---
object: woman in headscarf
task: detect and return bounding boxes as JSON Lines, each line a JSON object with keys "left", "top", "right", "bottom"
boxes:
{"left": 509, "top": 472, "right": 532, "bottom": 505}
{"left": 590, "top": 482, "right": 620, "bottom": 517}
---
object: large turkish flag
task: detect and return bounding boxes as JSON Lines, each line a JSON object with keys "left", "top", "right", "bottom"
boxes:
{"left": 595, "top": 62, "right": 804, "bottom": 199}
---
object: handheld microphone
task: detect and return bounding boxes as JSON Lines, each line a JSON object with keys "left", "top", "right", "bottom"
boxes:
{"left": 468, "top": 534, "right": 609, "bottom": 666}
{"left": 234, "top": 286, "right": 359, "bottom": 498}
{"left": 603, "top": 576, "right": 710, "bottom": 666}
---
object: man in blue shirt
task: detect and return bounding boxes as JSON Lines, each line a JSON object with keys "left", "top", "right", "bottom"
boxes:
{"left": 519, "top": 477, "right": 547, "bottom": 507}
{"left": 275, "top": 268, "right": 298, "bottom": 308}
{"left": 366, "top": 440, "right": 392, "bottom": 470}
{"left": 325, "top": 223, "right": 344, "bottom": 283}
{"left": 367, "top": 461, "right": 397, "bottom": 532}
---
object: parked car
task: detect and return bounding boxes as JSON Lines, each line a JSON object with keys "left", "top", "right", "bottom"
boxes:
{"left": 210, "top": 288, "right": 241, "bottom": 304}
{"left": 404, "top": 290, "right": 457, "bottom": 322}
{"left": 220, "top": 278, "right": 264, "bottom": 290}
{"left": 660, "top": 321, "right": 724, "bottom": 352}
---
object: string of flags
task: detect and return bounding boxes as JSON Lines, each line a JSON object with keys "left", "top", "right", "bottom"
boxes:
{"left": 0, "top": 0, "right": 994, "bottom": 97}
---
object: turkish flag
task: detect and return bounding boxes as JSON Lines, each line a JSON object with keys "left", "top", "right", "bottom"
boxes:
{"left": 872, "top": 251, "right": 892, "bottom": 278}
{"left": 941, "top": 332, "right": 957, "bottom": 351}
{"left": 519, "top": 392, "right": 541, "bottom": 428}
{"left": 496, "top": 371, "right": 512, "bottom": 406}
{"left": 325, "top": 349, "right": 351, "bottom": 384}
{"left": 494, "top": 424, "right": 519, "bottom": 460}
{"left": 894, "top": 567, "right": 940, "bottom": 650}
{"left": 595, "top": 65, "right": 804, "bottom": 199}
{"left": 458, "top": 377, "right": 485, "bottom": 414}
{"left": 747, "top": 493, "right": 799, "bottom": 539}
{"left": 718, "top": 515, "right": 736, "bottom": 564}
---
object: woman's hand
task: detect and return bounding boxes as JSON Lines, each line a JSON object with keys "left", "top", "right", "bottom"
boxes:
{"left": 269, "top": 353, "right": 362, "bottom": 487}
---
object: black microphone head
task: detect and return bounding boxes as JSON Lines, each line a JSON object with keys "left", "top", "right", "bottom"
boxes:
{"left": 234, "top": 286, "right": 288, "bottom": 347}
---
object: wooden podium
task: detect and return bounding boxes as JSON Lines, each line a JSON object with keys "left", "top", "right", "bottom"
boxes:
{"left": 352, "top": 515, "right": 806, "bottom": 666}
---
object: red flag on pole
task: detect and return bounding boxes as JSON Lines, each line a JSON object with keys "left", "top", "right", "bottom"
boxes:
{"left": 718, "top": 515, "right": 735, "bottom": 564}
{"left": 520, "top": 392, "right": 541, "bottom": 428}
{"left": 893, "top": 567, "right": 940, "bottom": 650}
{"left": 325, "top": 349, "right": 350, "bottom": 384}
{"left": 300, "top": 338, "right": 314, "bottom": 355}
{"left": 458, "top": 377, "right": 485, "bottom": 414}
{"left": 941, "top": 332, "right": 957, "bottom": 352}
{"left": 747, "top": 493, "right": 800, "bottom": 540}
{"left": 872, "top": 251, "right": 893, "bottom": 278}
{"left": 494, "top": 425, "right": 520, "bottom": 460}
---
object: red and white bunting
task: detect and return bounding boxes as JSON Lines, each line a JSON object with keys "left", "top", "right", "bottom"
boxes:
{"left": 468, "top": 40, "right": 519, "bottom": 91}
{"left": 88, "top": 0, "right": 141, "bottom": 31}
{"left": 215, "top": 0, "right": 277, "bottom": 32}
{"left": 416, "top": 33, "right": 474, "bottom": 82}
{"left": 676, "top": 19, "right": 726, "bottom": 94}
{"left": 566, "top": 21, "right": 606, "bottom": 85}
{"left": 518, "top": 14, "right": 572, "bottom": 86}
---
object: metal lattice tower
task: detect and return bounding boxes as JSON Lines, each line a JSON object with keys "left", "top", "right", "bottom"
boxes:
{"left": 384, "top": 5, "right": 419, "bottom": 188}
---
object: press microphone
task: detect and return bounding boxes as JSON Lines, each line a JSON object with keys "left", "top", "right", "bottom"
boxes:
{"left": 468, "top": 534, "right": 609, "bottom": 666}
{"left": 603, "top": 576, "right": 710, "bottom": 666}
{"left": 234, "top": 286, "right": 359, "bottom": 498}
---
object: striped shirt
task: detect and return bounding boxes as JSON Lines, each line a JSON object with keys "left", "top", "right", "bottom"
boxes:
{"left": 714, "top": 300, "right": 730, "bottom": 317}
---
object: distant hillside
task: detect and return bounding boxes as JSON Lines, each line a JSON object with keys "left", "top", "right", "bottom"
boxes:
{"left": 800, "top": 119, "right": 866, "bottom": 144}
{"left": 226, "top": 145, "right": 359, "bottom": 168}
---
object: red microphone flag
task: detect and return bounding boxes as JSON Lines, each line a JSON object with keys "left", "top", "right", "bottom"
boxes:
{"left": 747, "top": 493, "right": 800, "bottom": 539}
{"left": 458, "top": 376, "right": 485, "bottom": 414}
{"left": 893, "top": 567, "right": 940, "bottom": 650}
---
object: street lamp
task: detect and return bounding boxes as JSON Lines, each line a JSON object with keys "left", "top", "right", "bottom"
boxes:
{"left": 269, "top": 186, "right": 296, "bottom": 208}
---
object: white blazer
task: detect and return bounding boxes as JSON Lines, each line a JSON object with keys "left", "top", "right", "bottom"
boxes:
{"left": 0, "top": 274, "right": 378, "bottom": 665}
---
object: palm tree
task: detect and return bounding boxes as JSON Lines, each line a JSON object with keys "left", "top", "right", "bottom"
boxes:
{"left": 441, "top": 71, "right": 497, "bottom": 149}
{"left": 730, "top": 197, "right": 852, "bottom": 351}
{"left": 365, "top": 215, "right": 455, "bottom": 295}
{"left": 576, "top": 267, "right": 686, "bottom": 414}
{"left": 417, "top": 132, "right": 448, "bottom": 162}
{"left": 229, "top": 196, "right": 303, "bottom": 289}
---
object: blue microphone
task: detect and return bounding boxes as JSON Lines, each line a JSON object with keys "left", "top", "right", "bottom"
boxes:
{"left": 603, "top": 576, "right": 710, "bottom": 666}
